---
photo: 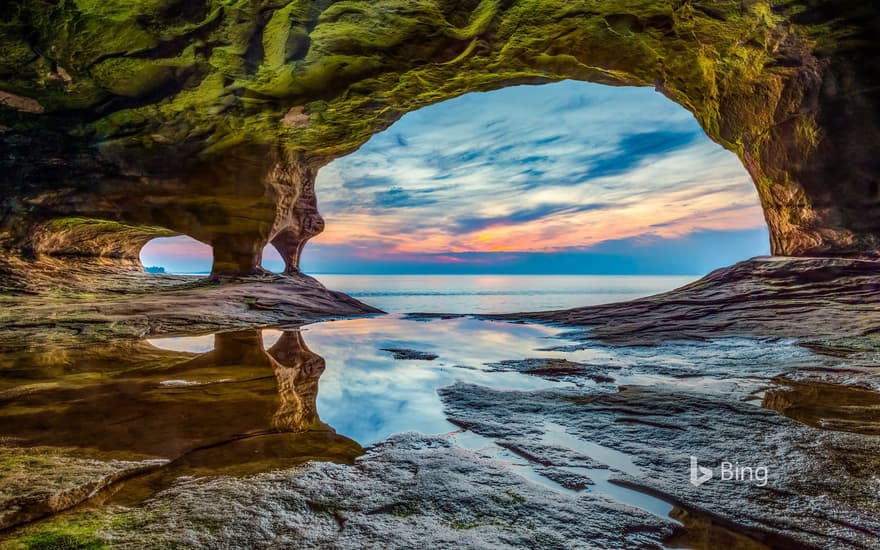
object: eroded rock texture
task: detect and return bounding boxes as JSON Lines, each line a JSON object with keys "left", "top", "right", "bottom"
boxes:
{"left": 505, "top": 256, "right": 880, "bottom": 345}
{"left": 0, "top": 1, "right": 878, "bottom": 279}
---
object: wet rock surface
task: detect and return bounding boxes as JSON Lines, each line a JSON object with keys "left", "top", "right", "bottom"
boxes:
{"left": 0, "top": 446, "right": 166, "bottom": 531}
{"left": 22, "top": 434, "right": 676, "bottom": 549}
{"left": 380, "top": 348, "right": 440, "bottom": 361}
{"left": 486, "top": 358, "right": 617, "bottom": 384}
{"left": 0, "top": 270, "right": 381, "bottom": 349}
{"left": 440, "top": 383, "right": 880, "bottom": 548}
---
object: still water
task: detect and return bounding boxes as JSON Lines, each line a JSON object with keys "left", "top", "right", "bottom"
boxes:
{"left": 149, "top": 315, "right": 685, "bottom": 519}
{"left": 310, "top": 274, "right": 697, "bottom": 313}
{"left": 149, "top": 316, "right": 579, "bottom": 446}
{"left": 0, "top": 315, "right": 693, "bottom": 517}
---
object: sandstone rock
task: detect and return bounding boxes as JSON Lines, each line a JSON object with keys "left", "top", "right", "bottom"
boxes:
{"left": 439, "top": 382, "right": 880, "bottom": 548}
{"left": 0, "top": 270, "right": 381, "bottom": 349}
{"left": 18, "top": 434, "right": 677, "bottom": 549}
{"left": 501, "top": 256, "right": 880, "bottom": 346}
{"left": 0, "top": 446, "right": 166, "bottom": 531}
{"left": 0, "top": 2, "right": 878, "bottom": 278}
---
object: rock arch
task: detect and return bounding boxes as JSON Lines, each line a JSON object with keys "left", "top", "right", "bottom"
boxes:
{"left": 0, "top": 1, "right": 877, "bottom": 279}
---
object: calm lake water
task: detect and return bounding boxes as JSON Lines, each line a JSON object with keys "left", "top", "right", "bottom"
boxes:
{"left": 146, "top": 315, "right": 695, "bottom": 517}
{"left": 141, "top": 314, "right": 815, "bottom": 522}
{"left": 312, "top": 274, "right": 698, "bottom": 313}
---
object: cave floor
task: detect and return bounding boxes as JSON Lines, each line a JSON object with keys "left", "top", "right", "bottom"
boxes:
{"left": 0, "top": 257, "right": 879, "bottom": 548}
{"left": 0, "top": 269, "right": 382, "bottom": 350}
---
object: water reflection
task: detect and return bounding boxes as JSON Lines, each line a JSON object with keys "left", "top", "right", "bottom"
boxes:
{"left": 762, "top": 379, "right": 880, "bottom": 435}
{"left": 0, "top": 329, "right": 362, "bottom": 499}
{"left": 0, "top": 316, "right": 577, "bottom": 508}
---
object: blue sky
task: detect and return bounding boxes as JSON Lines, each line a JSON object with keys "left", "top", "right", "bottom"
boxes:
{"left": 142, "top": 80, "right": 770, "bottom": 274}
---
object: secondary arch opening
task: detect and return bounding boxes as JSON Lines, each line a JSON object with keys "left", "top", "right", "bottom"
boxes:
{"left": 140, "top": 236, "right": 290, "bottom": 275}
{"left": 140, "top": 236, "right": 213, "bottom": 275}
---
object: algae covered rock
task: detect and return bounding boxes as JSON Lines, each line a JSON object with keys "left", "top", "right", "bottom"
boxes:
{"left": 0, "top": 1, "right": 878, "bottom": 278}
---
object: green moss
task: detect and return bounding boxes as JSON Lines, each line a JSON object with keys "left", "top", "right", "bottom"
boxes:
{"left": 21, "top": 532, "right": 108, "bottom": 550}
{"left": 388, "top": 502, "right": 420, "bottom": 517}
{"left": 0, "top": 31, "right": 36, "bottom": 75}
{"left": 190, "top": 516, "right": 225, "bottom": 533}
{"left": 12, "top": 512, "right": 111, "bottom": 550}
{"left": 41, "top": 10, "right": 160, "bottom": 72}
{"left": 490, "top": 489, "right": 526, "bottom": 505}
{"left": 46, "top": 218, "right": 174, "bottom": 236}
{"left": 449, "top": 0, "right": 499, "bottom": 40}
{"left": 90, "top": 46, "right": 202, "bottom": 98}
{"left": 262, "top": 3, "right": 307, "bottom": 70}
{"left": 448, "top": 518, "right": 509, "bottom": 530}
{"left": 0, "top": 0, "right": 869, "bottom": 254}
{"left": 795, "top": 116, "right": 821, "bottom": 150}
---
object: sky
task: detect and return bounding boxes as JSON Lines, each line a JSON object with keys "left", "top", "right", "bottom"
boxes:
{"left": 141, "top": 80, "right": 770, "bottom": 275}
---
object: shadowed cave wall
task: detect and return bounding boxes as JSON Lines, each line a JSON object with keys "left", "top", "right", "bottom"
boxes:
{"left": 1, "top": 0, "right": 878, "bottom": 280}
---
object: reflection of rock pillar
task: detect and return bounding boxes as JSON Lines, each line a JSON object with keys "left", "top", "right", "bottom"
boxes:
{"left": 212, "top": 330, "right": 272, "bottom": 366}
{"left": 268, "top": 331, "right": 327, "bottom": 432}
{"left": 270, "top": 167, "right": 325, "bottom": 275}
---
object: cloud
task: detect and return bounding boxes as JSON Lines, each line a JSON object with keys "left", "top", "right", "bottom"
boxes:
{"left": 454, "top": 203, "right": 611, "bottom": 233}
{"left": 299, "top": 229, "right": 771, "bottom": 275}
{"left": 582, "top": 130, "right": 699, "bottom": 179}
{"left": 373, "top": 187, "right": 439, "bottom": 209}
{"left": 313, "top": 80, "right": 763, "bottom": 264}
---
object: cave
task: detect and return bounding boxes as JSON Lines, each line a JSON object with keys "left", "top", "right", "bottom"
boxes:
{"left": 137, "top": 80, "right": 767, "bottom": 278}
{"left": 2, "top": 3, "right": 880, "bottom": 547}
{"left": 1, "top": 0, "right": 878, "bottom": 286}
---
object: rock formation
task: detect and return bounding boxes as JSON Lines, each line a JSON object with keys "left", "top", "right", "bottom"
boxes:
{"left": 1, "top": 1, "right": 878, "bottom": 279}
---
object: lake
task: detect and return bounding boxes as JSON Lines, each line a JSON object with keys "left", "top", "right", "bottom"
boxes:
{"left": 311, "top": 274, "right": 698, "bottom": 313}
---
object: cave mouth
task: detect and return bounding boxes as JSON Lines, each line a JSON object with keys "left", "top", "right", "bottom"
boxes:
{"left": 2, "top": 0, "right": 879, "bottom": 290}
{"left": 307, "top": 80, "right": 770, "bottom": 278}
{"left": 139, "top": 81, "right": 770, "bottom": 280}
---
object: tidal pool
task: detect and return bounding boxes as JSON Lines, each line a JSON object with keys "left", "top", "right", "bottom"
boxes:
{"left": 1, "top": 314, "right": 867, "bottom": 547}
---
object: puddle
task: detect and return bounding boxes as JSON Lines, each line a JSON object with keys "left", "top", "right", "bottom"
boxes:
{"left": 543, "top": 421, "right": 641, "bottom": 476}
{"left": 0, "top": 330, "right": 361, "bottom": 473}
{"left": 0, "top": 314, "right": 840, "bottom": 547}
{"left": 762, "top": 379, "right": 880, "bottom": 435}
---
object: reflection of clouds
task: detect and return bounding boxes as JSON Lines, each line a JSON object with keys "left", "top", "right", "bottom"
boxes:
{"left": 145, "top": 316, "right": 819, "bottom": 453}
{"left": 302, "top": 315, "right": 612, "bottom": 444}
{"left": 299, "top": 315, "right": 819, "bottom": 446}
{"left": 314, "top": 81, "right": 762, "bottom": 256}
{"left": 148, "top": 333, "right": 214, "bottom": 353}
{"left": 261, "top": 330, "right": 283, "bottom": 349}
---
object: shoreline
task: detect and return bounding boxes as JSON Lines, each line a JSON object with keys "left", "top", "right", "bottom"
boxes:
{"left": 2, "top": 256, "right": 877, "bottom": 349}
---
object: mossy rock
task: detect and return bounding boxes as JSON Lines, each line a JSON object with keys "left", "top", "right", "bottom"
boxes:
{"left": 0, "top": 0, "right": 878, "bottom": 275}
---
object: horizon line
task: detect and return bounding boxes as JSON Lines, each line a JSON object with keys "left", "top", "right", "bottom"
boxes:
{"left": 156, "top": 271, "right": 705, "bottom": 276}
